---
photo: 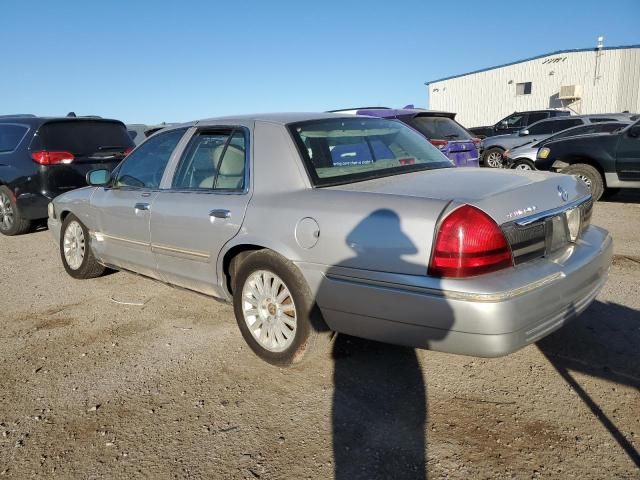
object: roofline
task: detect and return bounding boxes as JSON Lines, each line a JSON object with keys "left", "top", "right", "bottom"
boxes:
{"left": 425, "top": 44, "right": 640, "bottom": 85}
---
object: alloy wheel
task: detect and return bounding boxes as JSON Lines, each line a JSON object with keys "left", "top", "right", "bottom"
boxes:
{"left": 577, "top": 174, "right": 593, "bottom": 189}
{"left": 486, "top": 152, "right": 503, "bottom": 168}
{"left": 241, "top": 270, "right": 297, "bottom": 352}
{"left": 63, "top": 220, "right": 86, "bottom": 270}
{"left": 0, "top": 192, "right": 14, "bottom": 232}
{"left": 515, "top": 163, "right": 533, "bottom": 171}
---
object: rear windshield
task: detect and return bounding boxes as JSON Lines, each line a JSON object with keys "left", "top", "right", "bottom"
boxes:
{"left": 408, "top": 116, "right": 472, "bottom": 140}
{"left": 39, "top": 120, "right": 133, "bottom": 154}
{"left": 288, "top": 117, "right": 452, "bottom": 187}
{"left": 0, "top": 124, "right": 28, "bottom": 152}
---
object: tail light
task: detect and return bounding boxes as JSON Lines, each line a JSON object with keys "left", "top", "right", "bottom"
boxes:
{"left": 124, "top": 147, "right": 134, "bottom": 156}
{"left": 31, "top": 151, "right": 75, "bottom": 165}
{"left": 472, "top": 137, "right": 481, "bottom": 147}
{"left": 399, "top": 158, "right": 416, "bottom": 165}
{"left": 429, "top": 205, "right": 513, "bottom": 278}
{"left": 430, "top": 139, "right": 448, "bottom": 150}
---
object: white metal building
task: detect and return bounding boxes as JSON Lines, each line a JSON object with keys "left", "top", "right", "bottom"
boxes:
{"left": 426, "top": 44, "right": 640, "bottom": 128}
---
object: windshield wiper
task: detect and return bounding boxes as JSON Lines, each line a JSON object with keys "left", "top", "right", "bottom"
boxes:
{"left": 443, "top": 134, "right": 459, "bottom": 139}
{"left": 97, "top": 145, "right": 128, "bottom": 151}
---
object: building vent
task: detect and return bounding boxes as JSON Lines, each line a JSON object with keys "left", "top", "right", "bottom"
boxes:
{"left": 559, "top": 85, "right": 583, "bottom": 100}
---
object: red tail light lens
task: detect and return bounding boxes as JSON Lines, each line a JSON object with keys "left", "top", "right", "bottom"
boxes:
{"left": 399, "top": 158, "right": 416, "bottom": 165}
{"left": 124, "top": 147, "right": 134, "bottom": 156}
{"left": 430, "top": 139, "right": 448, "bottom": 150}
{"left": 31, "top": 151, "right": 75, "bottom": 165}
{"left": 429, "top": 205, "right": 513, "bottom": 278}
{"left": 472, "top": 137, "right": 481, "bottom": 146}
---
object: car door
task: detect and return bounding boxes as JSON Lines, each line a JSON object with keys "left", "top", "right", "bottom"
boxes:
{"left": 90, "top": 128, "right": 189, "bottom": 277}
{"left": 149, "top": 126, "right": 251, "bottom": 296}
{"left": 616, "top": 122, "right": 640, "bottom": 181}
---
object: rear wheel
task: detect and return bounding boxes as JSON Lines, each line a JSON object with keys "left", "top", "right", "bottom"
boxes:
{"left": 512, "top": 159, "right": 536, "bottom": 171}
{"left": 0, "top": 186, "right": 31, "bottom": 236}
{"left": 563, "top": 163, "right": 604, "bottom": 201}
{"left": 232, "top": 250, "right": 333, "bottom": 366}
{"left": 60, "top": 214, "right": 105, "bottom": 279}
{"left": 483, "top": 147, "right": 504, "bottom": 168}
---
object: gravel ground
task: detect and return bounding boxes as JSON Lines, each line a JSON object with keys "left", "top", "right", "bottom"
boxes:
{"left": 0, "top": 196, "right": 638, "bottom": 479}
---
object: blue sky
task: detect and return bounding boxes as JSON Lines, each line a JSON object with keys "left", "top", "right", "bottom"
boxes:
{"left": 1, "top": 0, "right": 638, "bottom": 124}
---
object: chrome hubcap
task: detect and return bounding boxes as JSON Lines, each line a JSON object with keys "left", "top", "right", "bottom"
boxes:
{"left": 515, "top": 163, "right": 533, "bottom": 171}
{"left": 242, "top": 270, "right": 297, "bottom": 352}
{"left": 577, "top": 174, "right": 592, "bottom": 189}
{"left": 63, "top": 221, "right": 85, "bottom": 270}
{"left": 486, "top": 152, "right": 503, "bottom": 168}
{"left": 0, "top": 193, "right": 14, "bottom": 231}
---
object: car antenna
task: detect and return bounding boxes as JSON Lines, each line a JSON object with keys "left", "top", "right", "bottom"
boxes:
{"left": 66, "top": 111, "right": 77, "bottom": 117}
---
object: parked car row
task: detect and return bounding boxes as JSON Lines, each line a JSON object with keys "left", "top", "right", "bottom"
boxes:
{"left": 41, "top": 112, "right": 613, "bottom": 366}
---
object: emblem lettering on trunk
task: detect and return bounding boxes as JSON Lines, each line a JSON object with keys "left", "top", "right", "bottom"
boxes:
{"left": 506, "top": 206, "right": 538, "bottom": 220}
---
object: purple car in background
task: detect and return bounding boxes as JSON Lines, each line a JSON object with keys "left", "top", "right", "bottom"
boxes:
{"left": 330, "top": 106, "right": 480, "bottom": 167}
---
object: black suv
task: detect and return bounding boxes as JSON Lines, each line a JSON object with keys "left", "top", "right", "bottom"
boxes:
{"left": 469, "top": 109, "right": 570, "bottom": 138}
{"left": 0, "top": 115, "right": 133, "bottom": 235}
{"left": 535, "top": 120, "right": 640, "bottom": 200}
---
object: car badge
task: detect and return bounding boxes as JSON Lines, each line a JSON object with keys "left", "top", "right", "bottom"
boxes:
{"left": 557, "top": 185, "right": 569, "bottom": 202}
{"left": 506, "top": 205, "right": 537, "bottom": 220}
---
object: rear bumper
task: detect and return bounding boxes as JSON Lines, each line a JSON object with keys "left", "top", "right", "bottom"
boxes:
{"left": 299, "top": 226, "right": 612, "bottom": 357}
{"left": 15, "top": 192, "right": 53, "bottom": 220}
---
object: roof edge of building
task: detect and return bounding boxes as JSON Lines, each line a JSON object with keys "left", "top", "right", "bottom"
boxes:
{"left": 424, "top": 44, "right": 640, "bottom": 85}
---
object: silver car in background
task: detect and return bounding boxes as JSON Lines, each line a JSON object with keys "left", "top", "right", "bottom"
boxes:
{"left": 504, "top": 121, "right": 631, "bottom": 170}
{"left": 481, "top": 113, "right": 638, "bottom": 168}
{"left": 48, "top": 113, "right": 612, "bottom": 366}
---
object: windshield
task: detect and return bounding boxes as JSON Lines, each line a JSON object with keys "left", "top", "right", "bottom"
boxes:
{"left": 408, "top": 115, "right": 472, "bottom": 140}
{"left": 536, "top": 122, "right": 629, "bottom": 147}
{"left": 288, "top": 117, "right": 453, "bottom": 186}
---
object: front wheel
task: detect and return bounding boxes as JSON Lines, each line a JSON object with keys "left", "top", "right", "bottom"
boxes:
{"left": 512, "top": 159, "right": 536, "bottom": 171}
{"left": 482, "top": 147, "right": 505, "bottom": 168}
{"left": 563, "top": 163, "right": 604, "bottom": 201}
{"left": 60, "top": 214, "right": 106, "bottom": 279}
{"left": 232, "top": 250, "right": 333, "bottom": 366}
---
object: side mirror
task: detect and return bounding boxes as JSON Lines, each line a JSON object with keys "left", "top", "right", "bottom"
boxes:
{"left": 519, "top": 129, "right": 530, "bottom": 136}
{"left": 86, "top": 169, "right": 111, "bottom": 186}
{"left": 628, "top": 125, "right": 640, "bottom": 138}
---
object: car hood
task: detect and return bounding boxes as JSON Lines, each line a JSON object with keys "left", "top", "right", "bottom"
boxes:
{"left": 328, "top": 168, "right": 589, "bottom": 225}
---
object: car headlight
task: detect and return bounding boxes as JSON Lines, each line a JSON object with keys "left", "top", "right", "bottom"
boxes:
{"left": 566, "top": 207, "right": 581, "bottom": 242}
{"left": 47, "top": 202, "right": 55, "bottom": 219}
{"left": 538, "top": 147, "right": 550, "bottom": 159}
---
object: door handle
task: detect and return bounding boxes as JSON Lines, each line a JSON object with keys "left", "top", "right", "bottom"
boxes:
{"left": 209, "top": 209, "right": 231, "bottom": 219}
{"left": 134, "top": 202, "right": 150, "bottom": 212}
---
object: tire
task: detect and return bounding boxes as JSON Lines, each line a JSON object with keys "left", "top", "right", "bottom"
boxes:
{"left": 232, "top": 249, "right": 333, "bottom": 366}
{"left": 482, "top": 147, "right": 505, "bottom": 168}
{"left": 60, "top": 214, "right": 106, "bottom": 279}
{"left": 512, "top": 159, "right": 536, "bottom": 171}
{"left": 0, "top": 186, "right": 31, "bottom": 236}
{"left": 563, "top": 163, "right": 604, "bottom": 201}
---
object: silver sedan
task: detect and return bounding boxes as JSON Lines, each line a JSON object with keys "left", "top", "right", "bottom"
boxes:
{"left": 48, "top": 113, "right": 613, "bottom": 366}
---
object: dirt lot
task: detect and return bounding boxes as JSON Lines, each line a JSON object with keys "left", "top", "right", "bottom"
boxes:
{"left": 0, "top": 194, "right": 638, "bottom": 479}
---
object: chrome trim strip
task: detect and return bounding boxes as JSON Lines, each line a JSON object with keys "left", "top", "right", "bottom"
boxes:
{"left": 151, "top": 243, "right": 210, "bottom": 259}
{"left": 101, "top": 233, "right": 150, "bottom": 247}
{"left": 325, "top": 272, "right": 565, "bottom": 302}
{"left": 515, "top": 196, "right": 591, "bottom": 226}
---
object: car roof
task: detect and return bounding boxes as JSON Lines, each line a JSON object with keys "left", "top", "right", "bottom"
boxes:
{"left": 331, "top": 107, "right": 456, "bottom": 118}
{"left": 193, "top": 112, "right": 364, "bottom": 127}
{"left": 0, "top": 116, "right": 124, "bottom": 126}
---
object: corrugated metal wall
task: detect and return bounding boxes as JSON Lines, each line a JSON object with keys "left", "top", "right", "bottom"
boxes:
{"left": 427, "top": 48, "right": 640, "bottom": 128}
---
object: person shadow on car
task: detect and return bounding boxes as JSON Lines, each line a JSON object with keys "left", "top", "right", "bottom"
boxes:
{"left": 321, "top": 209, "right": 455, "bottom": 480}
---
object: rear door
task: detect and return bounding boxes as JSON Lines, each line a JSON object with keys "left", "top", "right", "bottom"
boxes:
{"left": 90, "top": 128, "right": 188, "bottom": 277}
{"left": 616, "top": 123, "right": 640, "bottom": 181}
{"left": 36, "top": 120, "right": 134, "bottom": 193}
{"left": 149, "top": 127, "right": 251, "bottom": 296}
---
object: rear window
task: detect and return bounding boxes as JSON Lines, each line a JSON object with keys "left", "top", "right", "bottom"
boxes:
{"left": 39, "top": 120, "right": 133, "bottom": 154}
{"left": 408, "top": 116, "right": 472, "bottom": 140}
{"left": 289, "top": 117, "right": 452, "bottom": 187}
{"left": 0, "top": 124, "right": 28, "bottom": 153}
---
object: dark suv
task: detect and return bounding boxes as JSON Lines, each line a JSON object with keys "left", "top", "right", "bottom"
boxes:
{"left": 535, "top": 120, "right": 640, "bottom": 200}
{"left": 469, "top": 109, "right": 571, "bottom": 138}
{"left": 0, "top": 115, "right": 133, "bottom": 235}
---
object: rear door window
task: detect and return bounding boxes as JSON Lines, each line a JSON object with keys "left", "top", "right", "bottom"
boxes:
{"left": 114, "top": 128, "right": 187, "bottom": 189}
{"left": 0, "top": 124, "right": 28, "bottom": 152}
{"left": 408, "top": 116, "right": 472, "bottom": 140}
{"left": 526, "top": 112, "right": 548, "bottom": 125}
{"left": 39, "top": 120, "right": 133, "bottom": 155}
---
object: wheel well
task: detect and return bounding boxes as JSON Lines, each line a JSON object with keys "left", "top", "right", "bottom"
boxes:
{"left": 554, "top": 157, "right": 605, "bottom": 183}
{"left": 223, "top": 244, "right": 265, "bottom": 295}
{"left": 59, "top": 210, "right": 71, "bottom": 222}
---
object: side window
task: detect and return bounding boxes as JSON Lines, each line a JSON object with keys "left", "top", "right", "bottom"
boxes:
{"left": 172, "top": 129, "right": 246, "bottom": 191}
{"left": 502, "top": 114, "right": 526, "bottom": 128}
{"left": 588, "top": 117, "right": 616, "bottom": 123}
{"left": 528, "top": 120, "right": 556, "bottom": 135}
{"left": 551, "top": 119, "right": 583, "bottom": 133}
{"left": 115, "top": 128, "right": 187, "bottom": 189}
{"left": 526, "top": 112, "right": 548, "bottom": 125}
{"left": 0, "top": 125, "right": 28, "bottom": 153}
